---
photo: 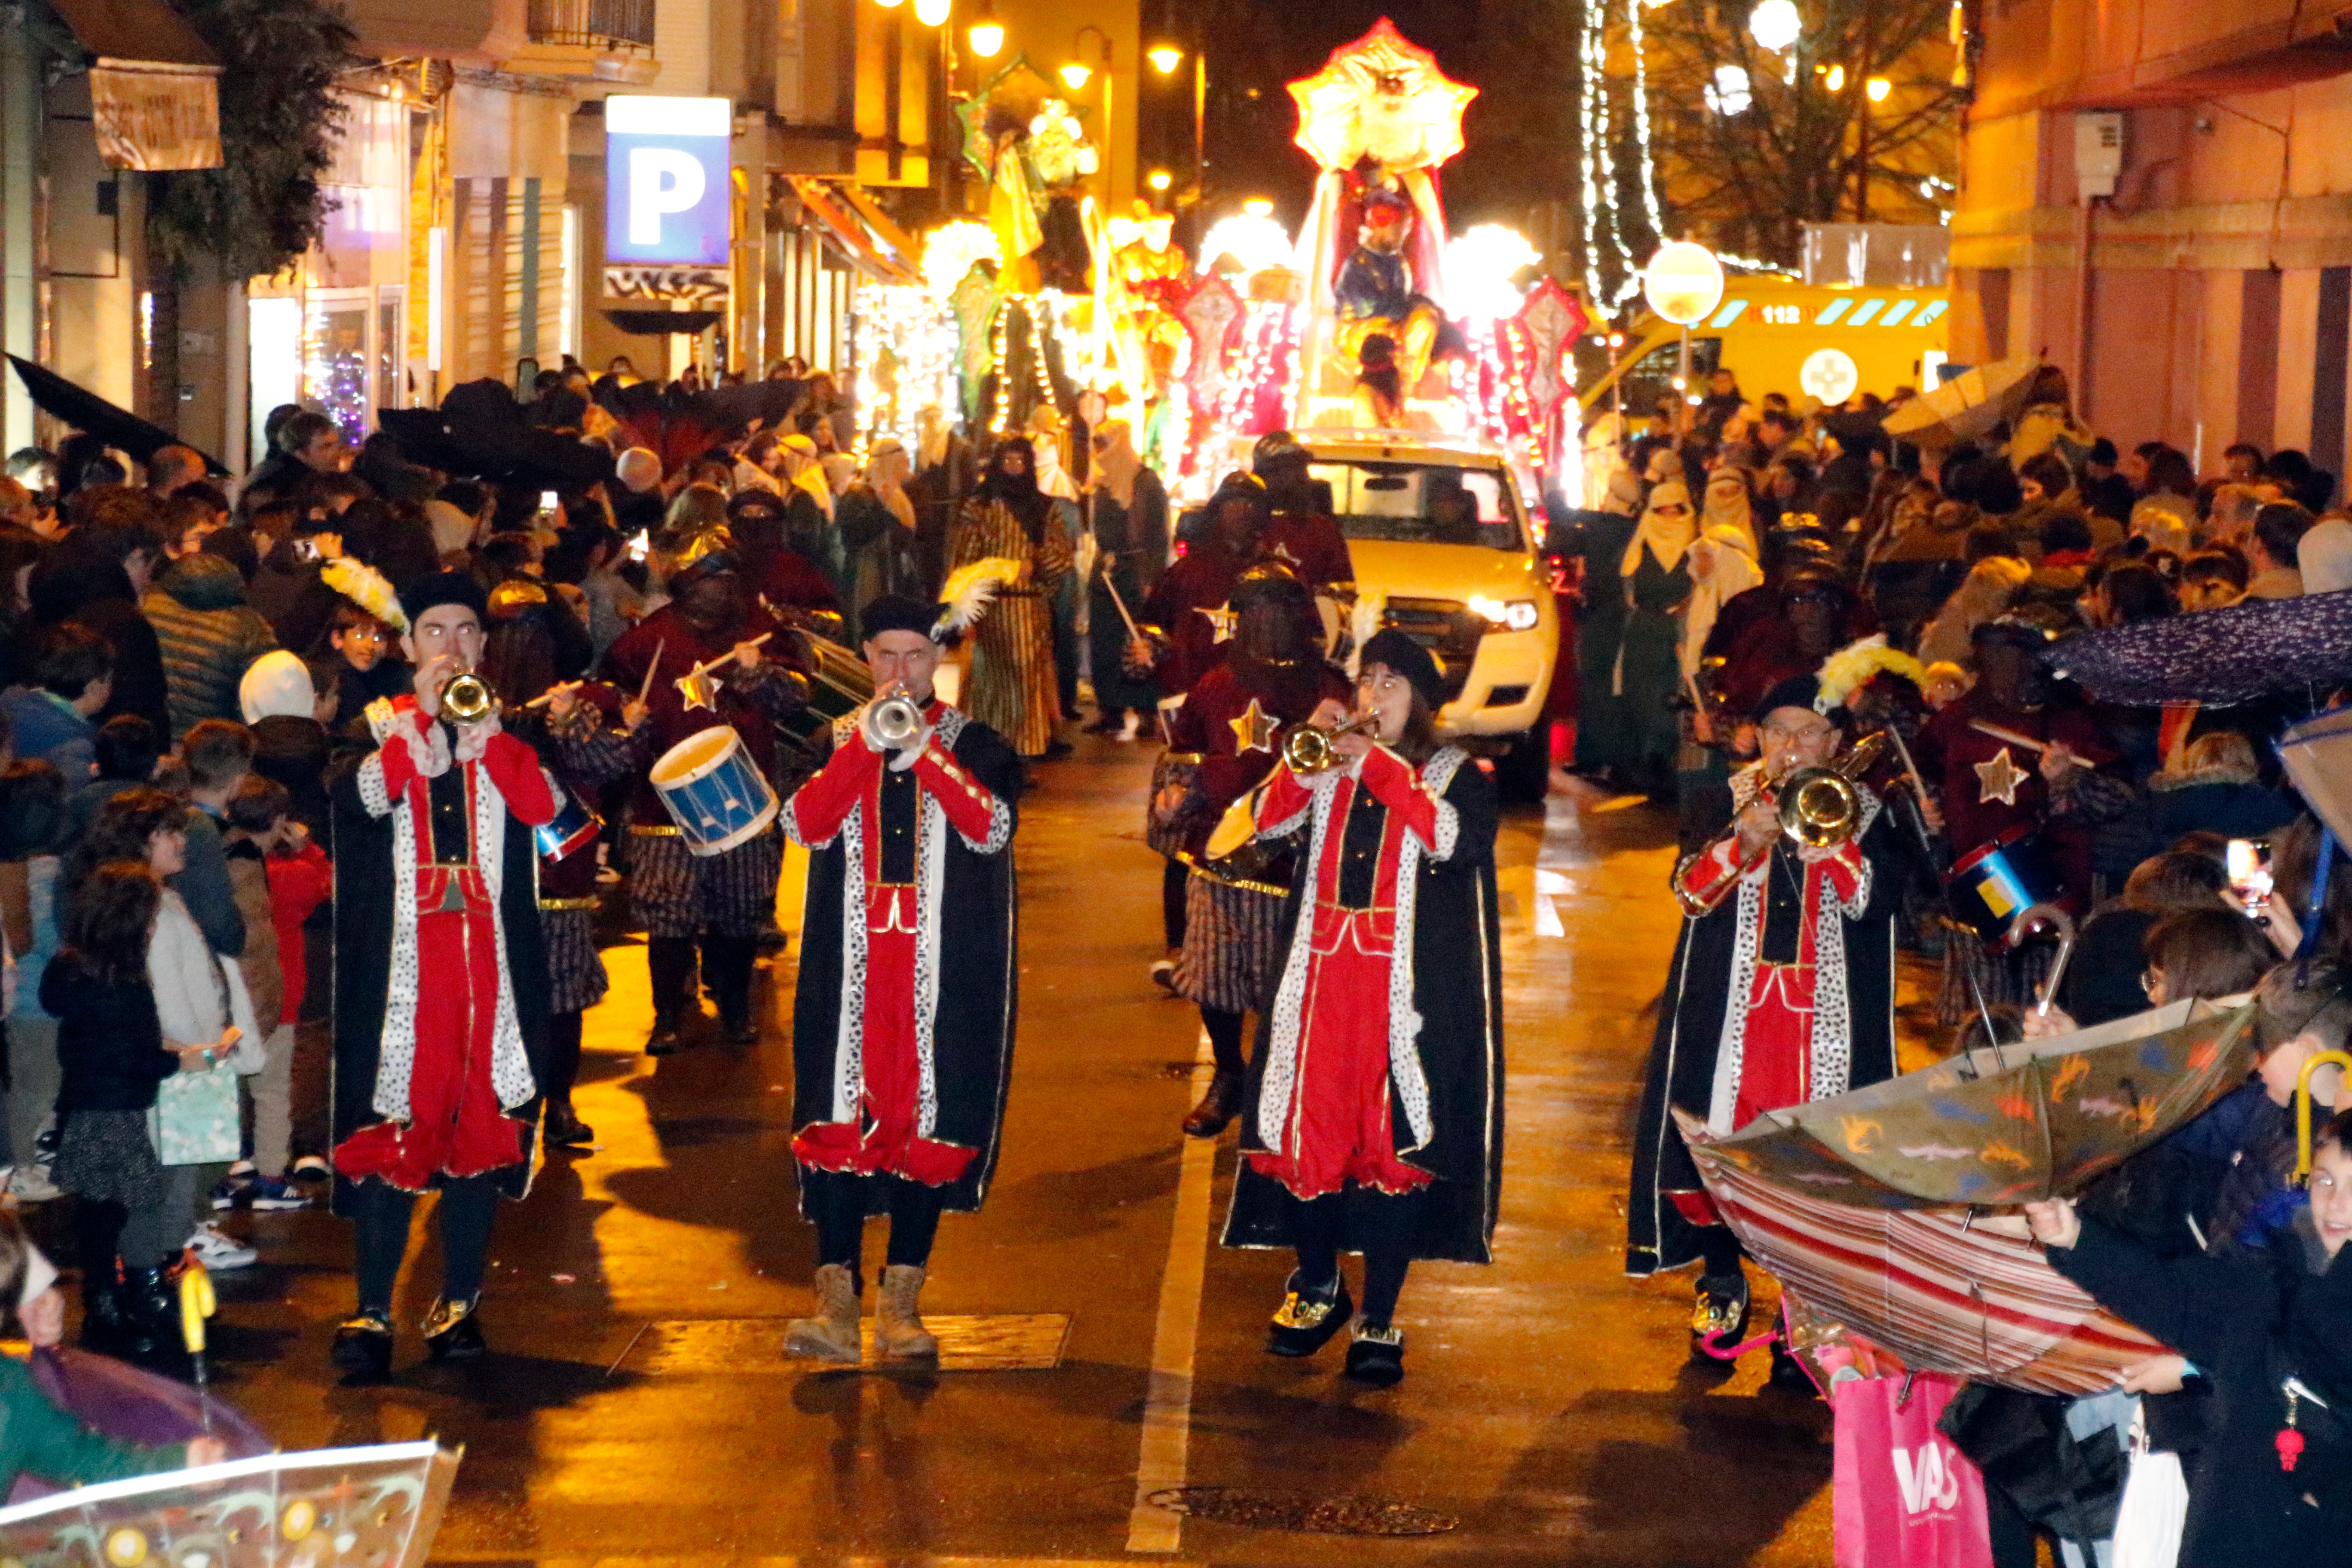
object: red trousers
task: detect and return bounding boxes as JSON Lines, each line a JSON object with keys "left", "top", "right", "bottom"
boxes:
{"left": 336, "top": 905, "right": 531, "bottom": 1190}
{"left": 1249, "top": 933, "right": 1433, "bottom": 1200}
{"left": 791, "top": 885, "right": 976, "bottom": 1186}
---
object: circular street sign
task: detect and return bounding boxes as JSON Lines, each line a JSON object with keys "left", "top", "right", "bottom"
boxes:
{"left": 1801, "top": 347, "right": 1861, "bottom": 407}
{"left": 1643, "top": 242, "right": 1726, "bottom": 327}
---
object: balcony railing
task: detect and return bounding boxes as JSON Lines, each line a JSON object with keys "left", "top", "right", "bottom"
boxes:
{"left": 527, "top": 0, "right": 655, "bottom": 50}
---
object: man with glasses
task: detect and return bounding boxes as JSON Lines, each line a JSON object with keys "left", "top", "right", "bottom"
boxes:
{"left": 1626, "top": 670, "right": 1903, "bottom": 1388}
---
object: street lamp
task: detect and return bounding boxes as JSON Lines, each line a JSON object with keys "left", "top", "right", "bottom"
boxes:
{"left": 966, "top": 0, "right": 1002, "bottom": 57}
{"left": 912, "top": 0, "right": 948, "bottom": 25}
{"left": 1865, "top": 74, "right": 1891, "bottom": 101}
{"left": 1749, "top": 0, "right": 1801, "bottom": 52}
{"left": 1059, "top": 60, "right": 1091, "bottom": 89}
{"left": 1242, "top": 196, "right": 1272, "bottom": 217}
{"left": 1066, "top": 24, "right": 1115, "bottom": 194}
{"left": 1823, "top": 62, "right": 1847, "bottom": 92}
{"left": 1147, "top": 169, "right": 1172, "bottom": 191}
{"left": 1148, "top": 43, "right": 1182, "bottom": 74}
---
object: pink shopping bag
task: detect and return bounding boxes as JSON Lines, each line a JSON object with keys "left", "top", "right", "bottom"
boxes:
{"left": 1832, "top": 1372, "right": 1994, "bottom": 1568}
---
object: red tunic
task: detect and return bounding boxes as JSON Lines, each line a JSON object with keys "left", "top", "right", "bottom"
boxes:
{"left": 1673, "top": 827, "right": 1867, "bottom": 1129}
{"left": 334, "top": 704, "right": 557, "bottom": 1189}
{"left": 1140, "top": 546, "right": 1250, "bottom": 701}
{"left": 1164, "top": 659, "right": 1353, "bottom": 861}
{"left": 602, "top": 604, "right": 800, "bottom": 828}
{"left": 784, "top": 701, "right": 1004, "bottom": 1185}
{"left": 1245, "top": 746, "right": 1441, "bottom": 1199}
{"left": 1260, "top": 509, "right": 1355, "bottom": 596}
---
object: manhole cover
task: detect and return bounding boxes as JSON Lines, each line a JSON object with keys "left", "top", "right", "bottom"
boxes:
{"left": 618, "top": 1314, "right": 1071, "bottom": 1373}
{"left": 1146, "top": 1485, "right": 1459, "bottom": 1537}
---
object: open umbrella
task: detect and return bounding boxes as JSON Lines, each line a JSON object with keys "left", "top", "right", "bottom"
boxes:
{"left": 1691, "top": 998, "right": 2254, "bottom": 1210}
{"left": 379, "top": 379, "right": 615, "bottom": 492}
{"left": 1879, "top": 355, "right": 2041, "bottom": 453}
{"left": 6, "top": 355, "right": 227, "bottom": 474}
{"left": 2280, "top": 704, "right": 2352, "bottom": 846}
{"left": 2048, "top": 587, "right": 2352, "bottom": 706}
{"left": 1684, "top": 1115, "right": 2167, "bottom": 1395}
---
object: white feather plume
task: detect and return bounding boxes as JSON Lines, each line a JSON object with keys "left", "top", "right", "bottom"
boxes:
{"left": 934, "top": 557, "right": 1023, "bottom": 638}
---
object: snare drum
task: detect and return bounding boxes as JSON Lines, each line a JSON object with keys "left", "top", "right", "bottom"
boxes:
{"left": 533, "top": 778, "right": 604, "bottom": 862}
{"left": 651, "top": 725, "right": 780, "bottom": 856}
{"left": 1945, "top": 828, "right": 2064, "bottom": 940}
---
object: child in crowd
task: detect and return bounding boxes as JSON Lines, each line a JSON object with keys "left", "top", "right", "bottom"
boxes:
{"left": 0, "top": 625, "right": 113, "bottom": 783}
{"left": 1920, "top": 659, "right": 1971, "bottom": 711}
{"left": 217, "top": 775, "right": 309, "bottom": 1211}
{"left": 45, "top": 861, "right": 209, "bottom": 1354}
{"left": 319, "top": 561, "right": 410, "bottom": 730}
{"left": 174, "top": 720, "right": 253, "bottom": 962}
{"left": 238, "top": 651, "right": 335, "bottom": 836}
{"left": 64, "top": 714, "right": 163, "bottom": 844}
{"left": 0, "top": 760, "right": 66, "bottom": 1201}
{"left": 256, "top": 777, "right": 330, "bottom": 1183}
{"left": 2027, "top": 1092, "right": 2352, "bottom": 1567}
{"left": 0, "top": 1207, "right": 224, "bottom": 1484}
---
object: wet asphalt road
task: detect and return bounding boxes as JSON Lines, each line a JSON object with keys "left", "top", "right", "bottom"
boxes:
{"left": 164, "top": 734, "right": 1840, "bottom": 1567}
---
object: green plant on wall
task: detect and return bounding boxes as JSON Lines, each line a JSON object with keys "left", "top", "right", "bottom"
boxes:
{"left": 146, "top": 0, "right": 355, "bottom": 279}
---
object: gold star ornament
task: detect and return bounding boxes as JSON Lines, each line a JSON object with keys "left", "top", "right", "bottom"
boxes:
{"left": 1197, "top": 603, "right": 1237, "bottom": 643}
{"left": 675, "top": 664, "right": 723, "bottom": 714}
{"left": 1229, "top": 698, "right": 1281, "bottom": 756}
{"left": 1974, "top": 746, "right": 2027, "bottom": 806}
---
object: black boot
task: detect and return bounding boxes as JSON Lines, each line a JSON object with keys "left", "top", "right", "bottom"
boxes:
{"left": 120, "top": 1264, "right": 187, "bottom": 1369}
{"left": 332, "top": 1310, "right": 394, "bottom": 1382}
{"left": 1266, "top": 1271, "right": 1353, "bottom": 1358}
{"left": 706, "top": 935, "right": 760, "bottom": 1045}
{"left": 423, "top": 1295, "right": 487, "bottom": 1361}
{"left": 543, "top": 1102, "right": 595, "bottom": 1149}
{"left": 646, "top": 937, "right": 698, "bottom": 1054}
{"left": 1182, "top": 1069, "right": 1244, "bottom": 1138}
{"left": 79, "top": 1260, "right": 151, "bottom": 1355}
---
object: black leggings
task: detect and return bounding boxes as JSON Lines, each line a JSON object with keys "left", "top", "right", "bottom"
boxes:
{"left": 347, "top": 1174, "right": 503, "bottom": 1315}
{"left": 1200, "top": 1006, "right": 1248, "bottom": 1076}
{"left": 1162, "top": 858, "right": 1188, "bottom": 950}
{"left": 1699, "top": 1224, "right": 1744, "bottom": 1280}
{"left": 647, "top": 936, "right": 697, "bottom": 1020}
{"left": 1290, "top": 1186, "right": 1425, "bottom": 1328}
{"left": 802, "top": 1168, "right": 946, "bottom": 1282}
{"left": 545, "top": 1012, "right": 585, "bottom": 1108}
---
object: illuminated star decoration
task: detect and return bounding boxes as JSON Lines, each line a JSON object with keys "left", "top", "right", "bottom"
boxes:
{"left": 675, "top": 662, "right": 723, "bottom": 714}
{"left": 1197, "top": 603, "right": 1237, "bottom": 643}
{"left": 1975, "top": 747, "right": 2027, "bottom": 806}
{"left": 1229, "top": 698, "right": 1281, "bottom": 756}
{"left": 1286, "top": 18, "right": 1478, "bottom": 175}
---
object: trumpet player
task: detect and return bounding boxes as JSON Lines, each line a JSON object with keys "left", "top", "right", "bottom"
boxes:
{"left": 1626, "top": 671, "right": 1903, "bottom": 1388}
{"left": 1159, "top": 565, "right": 1350, "bottom": 1138}
{"left": 778, "top": 594, "right": 1021, "bottom": 1364}
{"left": 325, "top": 572, "right": 560, "bottom": 1381}
{"left": 1217, "top": 630, "right": 1503, "bottom": 1390}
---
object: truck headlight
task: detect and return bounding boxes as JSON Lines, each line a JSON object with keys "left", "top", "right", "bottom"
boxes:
{"left": 1468, "top": 596, "right": 1541, "bottom": 633}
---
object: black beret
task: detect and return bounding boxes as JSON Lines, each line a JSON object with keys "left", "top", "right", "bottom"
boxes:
{"left": 1359, "top": 628, "right": 1444, "bottom": 710}
{"left": 860, "top": 594, "right": 941, "bottom": 642}
{"left": 398, "top": 569, "right": 490, "bottom": 628}
{"left": 1752, "top": 674, "right": 1846, "bottom": 726}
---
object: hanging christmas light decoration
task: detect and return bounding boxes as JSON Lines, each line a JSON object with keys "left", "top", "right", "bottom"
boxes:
{"left": 1446, "top": 224, "right": 1543, "bottom": 322}
{"left": 921, "top": 221, "right": 1001, "bottom": 298}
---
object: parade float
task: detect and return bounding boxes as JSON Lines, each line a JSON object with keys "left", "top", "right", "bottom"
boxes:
{"left": 851, "top": 18, "right": 1591, "bottom": 503}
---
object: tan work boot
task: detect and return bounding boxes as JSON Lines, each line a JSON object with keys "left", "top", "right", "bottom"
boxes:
{"left": 784, "top": 1264, "right": 864, "bottom": 1363}
{"left": 875, "top": 1264, "right": 940, "bottom": 1360}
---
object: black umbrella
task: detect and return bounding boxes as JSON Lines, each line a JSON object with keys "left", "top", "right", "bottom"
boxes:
{"left": 6, "top": 355, "right": 228, "bottom": 474}
{"left": 379, "top": 379, "right": 616, "bottom": 493}
{"left": 2046, "top": 586, "right": 2352, "bottom": 705}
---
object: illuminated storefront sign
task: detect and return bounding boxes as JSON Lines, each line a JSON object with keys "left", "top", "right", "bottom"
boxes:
{"left": 604, "top": 95, "right": 732, "bottom": 267}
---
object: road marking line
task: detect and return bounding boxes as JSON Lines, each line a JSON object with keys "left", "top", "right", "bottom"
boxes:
{"left": 1125, "top": 1029, "right": 1217, "bottom": 1555}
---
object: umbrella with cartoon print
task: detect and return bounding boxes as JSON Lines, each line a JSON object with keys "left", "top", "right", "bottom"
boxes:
{"left": 1684, "top": 997, "right": 2256, "bottom": 1212}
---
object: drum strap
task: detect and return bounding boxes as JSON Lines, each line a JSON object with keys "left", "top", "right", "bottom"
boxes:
{"left": 631, "top": 824, "right": 684, "bottom": 836}
{"left": 2300, "top": 830, "right": 2338, "bottom": 962}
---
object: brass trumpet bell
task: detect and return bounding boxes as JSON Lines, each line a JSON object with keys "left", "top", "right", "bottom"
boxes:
{"left": 863, "top": 692, "right": 926, "bottom": 750}
{"left": 440, "top": 672, "right": 496, "bottom": 724}
{"left": 1282, "top": 714, "right": 1380, "bottom": 774}
{"left": 1773, "top": 730, "right": 1887, "bottom": 847}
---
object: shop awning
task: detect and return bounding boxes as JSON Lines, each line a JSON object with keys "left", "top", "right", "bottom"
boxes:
{"left": 44, "top": 0, "right": 223, "bottom": 170}
{"left": 788, "top": 177, "right": 920, "bottom": 287}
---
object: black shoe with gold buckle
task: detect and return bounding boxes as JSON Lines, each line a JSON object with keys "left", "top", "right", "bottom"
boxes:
{"left": 331, "top": 1311, "right": 394, "bottom": 1382}
{"left": 1689, "top": 1271, "right": 1751, "bottom": 1361}
{"left": 423, "top": 1296, "right": 487, "bottom": 1361}
{"left": 1266, "top": 1271, "right": 1353, "bottom": 1358}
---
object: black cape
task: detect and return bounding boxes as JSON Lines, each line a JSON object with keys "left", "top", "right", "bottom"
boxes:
{"left": 1221, "top": 748, "right": 1505, "bottom": 1265}
{"left": 325, "top": 714, "right": 551, "bottom": 1210}
{"left": 788, "top": 710, "right": 1022, "bottom": 1215}
{"left": 1625, "top": 787, "right": 1900, "bottom": 1276}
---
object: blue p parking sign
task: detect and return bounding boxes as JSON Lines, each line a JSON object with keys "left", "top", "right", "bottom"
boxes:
{"left": 605, "top": 96, "right": 732, "bottom": 268}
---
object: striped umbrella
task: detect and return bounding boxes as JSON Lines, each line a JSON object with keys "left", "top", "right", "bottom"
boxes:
{"left": 1682, "top": 1110, "right": 2166, "bottom": 1395}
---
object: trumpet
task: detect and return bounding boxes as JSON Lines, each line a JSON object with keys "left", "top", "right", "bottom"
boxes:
{"left": 439, "top": 671, "right": 497, "bottom": 724}
{"left": 1773, "top": 730, "right": 1887, "bottom": 848}
{"left": 1282, "top": 713, "right": 1381, "bottom": 774}
{"left": 862, "top": 690, "right": 926, "bottom": 751}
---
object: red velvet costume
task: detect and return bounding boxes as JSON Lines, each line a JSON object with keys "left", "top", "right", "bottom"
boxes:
{"left": 1141, "top": 546, "right": 1251, "bottom": 703}
{"left": 1246, "top": 746, "right": 1447, "bottom": 1198}
{"left": 335, "top": 698, "right": 557, "bottom": 1191}
{"left": 1671, "top": 804, "right": 1869, "bottom": 1132}
{"left": 785, "top": 701, "right": 1008, "bottom": 1185}
{"left": 1261, "top": 511, "right": 1356, "bottom": 599}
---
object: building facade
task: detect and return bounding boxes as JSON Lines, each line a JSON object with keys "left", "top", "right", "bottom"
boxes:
{"left": 1951, "top": 0, "right": 2352, "bottom": 485}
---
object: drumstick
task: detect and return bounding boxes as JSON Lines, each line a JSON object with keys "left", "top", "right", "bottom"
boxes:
{"left": 523, "top": 680, "right": 584, "bottom": 710}
{"left": 636, "top": 640, "right": 667, "bottom": 706}
{"left": 1886, "top": 724, "right": 1935, "bottom": 812}
{"left": 1098, "top": 557, "right": 1144, "bottom": 640}
{"left": 1966, "top": 719, "right": 2049, "bottom": 754}
{"left": 680, "top": 632, "right": 773, "bottom": 683}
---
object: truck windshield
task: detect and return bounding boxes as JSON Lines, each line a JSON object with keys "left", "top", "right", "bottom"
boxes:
{"left": 1308, "top": 461, "right": 1525, "bottom": 551}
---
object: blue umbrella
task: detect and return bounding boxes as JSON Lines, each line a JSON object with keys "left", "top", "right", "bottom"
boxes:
{"left": 2047, "top": 586, "right": 2352, "bottom": 705}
